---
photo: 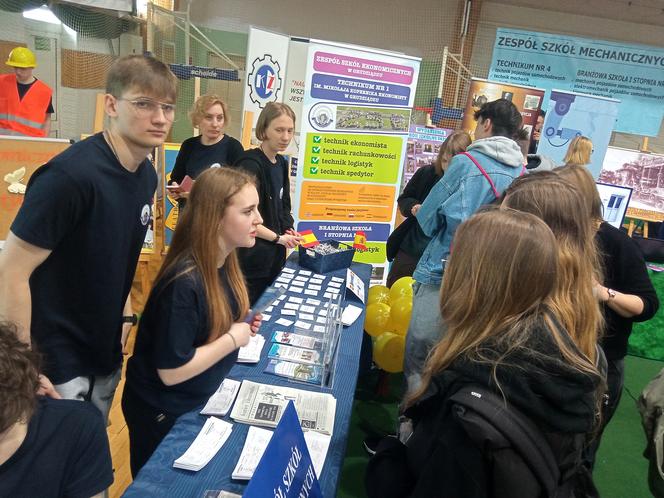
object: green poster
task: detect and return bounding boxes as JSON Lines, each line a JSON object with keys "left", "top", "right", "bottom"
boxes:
{"left": 303, "top": 133, "right": 403, "bottom": 184}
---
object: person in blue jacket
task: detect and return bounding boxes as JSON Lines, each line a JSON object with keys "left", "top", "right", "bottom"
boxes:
{"left": 403, "top": 99, "right": 525, "bottom": 394}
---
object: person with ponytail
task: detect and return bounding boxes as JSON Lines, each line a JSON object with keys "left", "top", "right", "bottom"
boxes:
{"left": 122, "top": 167, "right": 262, "bottom": 477}
{"left": 366, "top": 209, "right": 601, "bottom": 497}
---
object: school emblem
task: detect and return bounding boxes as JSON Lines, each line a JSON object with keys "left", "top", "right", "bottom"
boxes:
{"left": 248, "top": 54, "right": 282, "bottom": 108}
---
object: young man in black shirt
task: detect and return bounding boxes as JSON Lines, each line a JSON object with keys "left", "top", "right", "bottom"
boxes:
{"left": 0, "top": 55, "right": 178, "bottom": 421}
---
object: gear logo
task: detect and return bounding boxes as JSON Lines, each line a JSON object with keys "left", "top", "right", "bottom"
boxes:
{"left": 248, "top": 54, "right": 282, "bottom": 108}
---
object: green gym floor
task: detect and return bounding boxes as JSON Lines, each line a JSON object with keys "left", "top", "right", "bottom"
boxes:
{"left": 338, "top": 270, "right": 664, "bottom": 497}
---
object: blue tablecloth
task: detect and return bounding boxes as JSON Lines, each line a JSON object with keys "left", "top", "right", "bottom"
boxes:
{"left": 124, "top": 257, "right": 371, "bottom": 498}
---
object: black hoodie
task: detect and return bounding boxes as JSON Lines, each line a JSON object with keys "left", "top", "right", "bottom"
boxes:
{"left": 367, "top": 315, "right": 601, "bottom": 498}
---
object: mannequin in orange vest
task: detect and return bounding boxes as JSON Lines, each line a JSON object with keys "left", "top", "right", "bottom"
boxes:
{"left": 0, "top": 47, "right": 53, "bottom": 137}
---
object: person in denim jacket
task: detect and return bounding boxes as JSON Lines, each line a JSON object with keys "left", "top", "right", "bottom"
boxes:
{"left": 403, "top": 99, "right": 525, "bottom": 394}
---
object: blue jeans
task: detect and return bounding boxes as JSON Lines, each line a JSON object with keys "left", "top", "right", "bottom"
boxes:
{"left": 403, "top": 281, "right": 447, "bottom": 395}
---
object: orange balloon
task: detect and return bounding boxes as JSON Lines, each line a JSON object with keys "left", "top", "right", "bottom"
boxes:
{"left": 364, "top": 302, "right": 391, "bottom": 337}
{"left": 373, "top": 332, "right": 405, "bottom": 373}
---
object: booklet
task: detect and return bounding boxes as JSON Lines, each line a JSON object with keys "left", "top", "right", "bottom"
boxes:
{"left": 200, "top": 378, "right": 241, "bottom": 417}
{"left": 230, "top": 380, "right": 337, "bottom": 435}
{"left": 231, "top": 424, "right": 330, "bottom": 481}
{"left": 271, "top": 331, "right": 323, "bottom": 350}
{"left": 264, "top": 359, "right": 323, "bottom": 385}
{"left": 173, "top": 417, "right": 233, "bottom": 471}
{"left": 267, "top": 343, "right": 321, "bottom": 366}
{"left": 237, "top": 334, "right": 266, "bottom": 363}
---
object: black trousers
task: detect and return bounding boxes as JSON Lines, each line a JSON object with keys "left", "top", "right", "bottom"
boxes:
{"left": 121, "top": 385, "right": 177, "bottom": 478}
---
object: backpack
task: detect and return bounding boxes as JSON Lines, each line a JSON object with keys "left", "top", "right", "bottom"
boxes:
{"left": 366, "top": 384, "right": 597, "bottom": 498}
{"left": 449, "top": 385, "right": 596, "bottom": 498}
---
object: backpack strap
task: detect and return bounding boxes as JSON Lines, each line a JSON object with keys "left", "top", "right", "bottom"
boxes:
{"left": 460, "top": 152, "right": 501, "bottom": 199}
{"left": 449, "top": 384, "right": 561, "bottom": 496}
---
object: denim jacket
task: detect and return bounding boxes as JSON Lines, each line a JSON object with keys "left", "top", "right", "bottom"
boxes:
{"left": 413, "top": 136, "right": 524, "bottom": 284}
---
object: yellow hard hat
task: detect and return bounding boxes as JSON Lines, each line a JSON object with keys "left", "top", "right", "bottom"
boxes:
{"left": 6, "top": 47, "right": 37, "bottom": 68}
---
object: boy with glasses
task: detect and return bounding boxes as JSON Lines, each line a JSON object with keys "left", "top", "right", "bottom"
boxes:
{"left": 0, "top": 55, "right": 177, "bottom": 421}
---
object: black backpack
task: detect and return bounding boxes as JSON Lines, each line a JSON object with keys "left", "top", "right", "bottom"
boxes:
{"left": 366, "top": 384, "right": 597, "bottom": 498}
{"left": 449, "top": 385, "right": 597, "bottom": 498}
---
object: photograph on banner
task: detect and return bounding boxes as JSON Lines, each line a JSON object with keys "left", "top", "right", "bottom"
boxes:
{"left": 461, "top": 78, "right": 545, "bottom": 139}
{"left": 488, "top": 28, "right": 664, "bottom": 136}
{"left": 0, "top": 136, "right": 70, "bottom": 241}
{"left": 599, "top": 146, "right": 664, "bottom": 219}
{"left": 402, "top": 125, "right": 453, "bottom": 187}
{"left": 293, "top": 40, "right": 420, "bottom": 285}
{"left": 162, "top": 142, "right": 182, "bottom": 249}
{"left": 537, "top": 89, "right": 619, "bottom": 178}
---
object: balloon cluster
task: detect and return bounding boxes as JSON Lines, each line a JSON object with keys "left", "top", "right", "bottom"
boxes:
{"left": 364, "top": 276, "right": 413, "bottom": 373}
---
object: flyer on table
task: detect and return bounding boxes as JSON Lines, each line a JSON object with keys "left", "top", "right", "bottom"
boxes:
{"left": 294, "top": 40, "right": 420, "bottom": 282}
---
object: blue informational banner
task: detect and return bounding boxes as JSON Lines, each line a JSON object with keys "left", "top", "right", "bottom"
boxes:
{"left": 244, "top": 401, "right": 323, "bottom": 498}
{"left": 488, "top": 28, "right": 664, "bottom": 136}
{"left": 537, "top": 89, "right": 620, "bottom": 178}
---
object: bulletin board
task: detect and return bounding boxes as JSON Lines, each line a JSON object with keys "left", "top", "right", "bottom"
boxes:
{"left": 0, "top": 136, "right": 70, "bottom": 241}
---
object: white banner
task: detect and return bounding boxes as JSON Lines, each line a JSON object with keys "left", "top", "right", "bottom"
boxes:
{"left": 242, "top": 27, "right": 290, "bottom": 142}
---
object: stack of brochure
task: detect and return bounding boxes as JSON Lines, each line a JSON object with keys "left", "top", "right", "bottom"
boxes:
{"left": 237, "top": 334, "right": 266, "bottom": 363}
{"left": 173, "top": 417, "right": 233, "bottom": 471}
{"left": 200, "top": 378, "right": 241, "bottom": 416}
{"left": 230, "top": 380, "right": 337, "bottom": 435}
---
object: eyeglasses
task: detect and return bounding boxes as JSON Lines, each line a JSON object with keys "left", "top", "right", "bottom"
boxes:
{"left": 117, "top": 98, "right": 176, "bottom": 121}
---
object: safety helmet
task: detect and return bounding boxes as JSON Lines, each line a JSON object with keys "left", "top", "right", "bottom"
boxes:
{"left": 6, "top": 47, "right": 37, "bottom": 68}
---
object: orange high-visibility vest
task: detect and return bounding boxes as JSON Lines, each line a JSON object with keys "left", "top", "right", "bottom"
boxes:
{"left": 0, "top": 73, "right": 52, "bottom": 137}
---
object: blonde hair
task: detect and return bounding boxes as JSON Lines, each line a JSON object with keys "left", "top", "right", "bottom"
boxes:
{"left": 555, "top": 164, "right": 603, "bottom": 225}
{"left": 154, "top": 167, "right": 253, "bottom": 342}
{"left": 255, "top": 102, "right": 296, "bottom": 141}
{"left": 407, "top": 209, "right": 598, "bottom": 408}
{"left": 434, "top": 130, "right": 472, "bottom": 175}
{"left": 564, "top": 136, "right": 593, "bottom": 166}
{"left": 189, "top": 94, "right": 229, "bottom": 128}
{"left": 502, "top": 173, "right": 603, "bottom": 363}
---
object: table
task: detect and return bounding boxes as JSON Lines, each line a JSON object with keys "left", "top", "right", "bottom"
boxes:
{"left": 124, "top": 256, "right": 370, "bottom": 497}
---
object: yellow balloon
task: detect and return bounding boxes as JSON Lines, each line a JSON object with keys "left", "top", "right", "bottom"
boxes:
{"left": 373, "top": 332, "right": 405, "bottom": 373}
{"left": 364, "top": 302, "right": 391, "bottom": 337}
{"left": 389, "top": 276, "right": 414, "bottom": 303}
{"left": 390, "top": 296, "right": 412, "bottom": 335}
{"left": 367, "top": 285, "right": 390, "bottom": 305}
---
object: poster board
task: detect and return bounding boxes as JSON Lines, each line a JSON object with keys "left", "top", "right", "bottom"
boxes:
{"left": 0, "top": 136, "right": 70, "bottom": 241}
{"left": 402, "top": 125, "right": 453, "bottom": 188}
{"left": 537, "top": 89, "right": 619, "bottom": 178}
{"left": 488, "top": 28, "right": 664, "bottom": 136}
{"left": 599, "top": 146, "right": 664, "bottom": 221}
{"left": 293, "top": 40, "right": 421, "bottom": 282}
{"left": 461, "top": 78, "right": 545, "bottom": 140}
{"left": 161, "top": 142, "right": 182, "bottom": 250}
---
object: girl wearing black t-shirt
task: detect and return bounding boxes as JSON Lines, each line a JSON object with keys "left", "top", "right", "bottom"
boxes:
{"left": 235, "top": 102, "right": 303, "bottom": 303}
{"left": 122, "top": 167, "right": 262, "bottom": 477}
{"left": 168, "top": 95, "right": 244, "bottom": 206}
